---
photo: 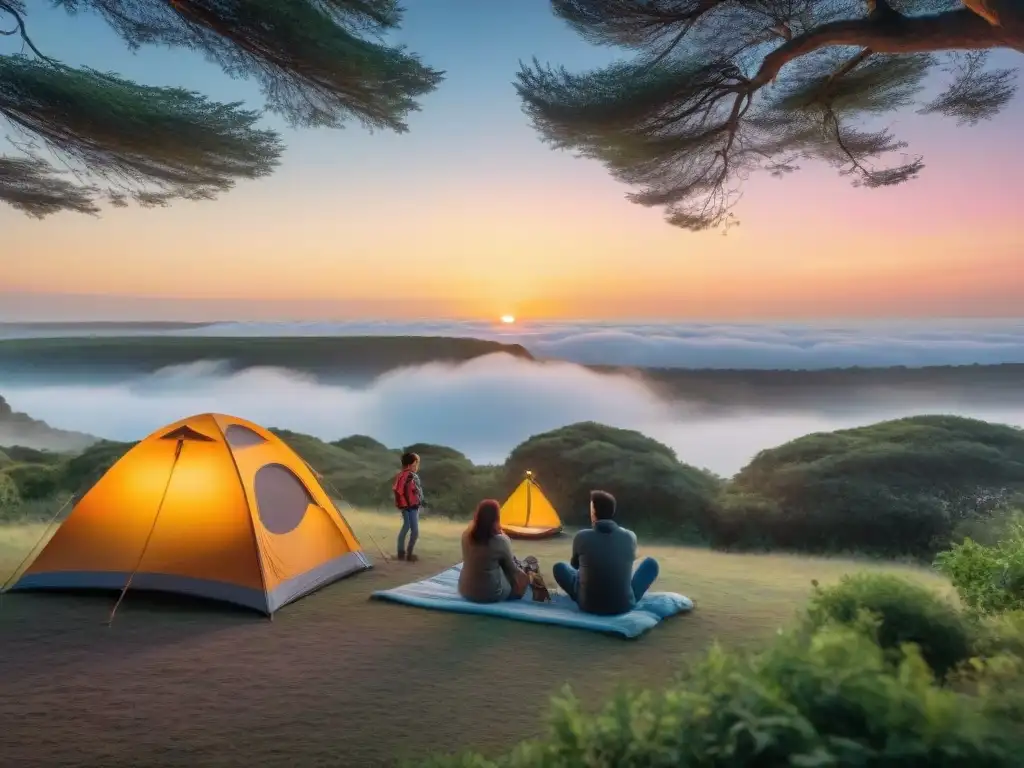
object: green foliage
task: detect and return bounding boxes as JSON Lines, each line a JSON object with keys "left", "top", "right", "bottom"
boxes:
{"left": 0, "top": 54, "right": 282, "bottom": 216}
{"left": 331, "top": 435, "right": 391, "bottom": 454}
{"left": 804, "top": 572, "right": 973, "bottom": 678}
{"left": 422, "top": 621, "right": 1024, "bottom": 768}
{"left": 9, "top": 413, "right": 1024, "bottom": 562}
{"left": 0, "top": 471, "right": 21, "bottom": 516}
{"left": 521, "top": 4, "right": 1020, "bottom": 231}
{"left": 270, "top": 430, "right": 498, "bottom": 517}
{"left": 969, "top": 610, "right": 1024, "bottom": 661}
{"left": 270, "top": 429, "right": 347, "bottom": 471}
{"left": 935, "top": 520, "right": 1024, "bottom": 615}
{"left": 0, "top": 445, "right": 63, "bottom": 465}
{"left": 712, "top": 489, "right": 786, "bottom": 549}
{"left": 56, "top": 0, "right": 443, "bottom": 131}
{"left": 60, "top": 439, "right": 136, "bottom": 498}
{"left": 950, "top": 502, "right": 1024, "bottom": 546}
{"left": 727, "top": 416, "right": 1024, "bottom": 557}
{"left": 404, "top": 443, "right": 471, "bottom": 464}
{"left": 0, "top": 449, "right": 10, "bottom": 468}
{"left": 395, "top": 443, "right": 499, "bottom": 517}
{"left": 2, "top": 462, "right": 60, "bottom": 501}
{"left": 426, "top": 463, "right": 501, "bottom": 520}
{"left": 398, "top": 444, "right": 474, "bottom": 507}
{"left": 504, "top": 422, "right": 722, "bottom": 539}
{"left": 269, "top": 429, "right": 389, "bottom": 506}
{"left": 0, "top": 0, "right": 443, "bottom": 216}
{"left": 1, "top": 493, "right": 72, "bottom": 523}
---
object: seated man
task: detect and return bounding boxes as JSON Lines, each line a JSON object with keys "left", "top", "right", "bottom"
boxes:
{"left": 552, "top": 490, "right": 659, "bottom": 616}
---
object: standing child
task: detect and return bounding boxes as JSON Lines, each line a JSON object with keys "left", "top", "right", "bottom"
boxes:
{"left": 393, "top": 451, "right": 426, "bottom": 562}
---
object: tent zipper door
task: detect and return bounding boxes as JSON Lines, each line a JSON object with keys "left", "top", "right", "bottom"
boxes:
{"left": 525, "top": 479, "right": 532, "bottom": 527}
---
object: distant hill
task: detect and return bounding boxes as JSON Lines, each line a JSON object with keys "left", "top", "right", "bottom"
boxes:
{"left": 0, "top": 321, "right": 217, "bottom": 333}
{"left": 3, "top": 335, "right": 1024, "bottom": 410}
{"left": 0, "top": 335, "right": 534, "bottom": 383}
{"left": 0, "top": 396, "right": 98, "bottom": 452}
{"left": 599, "top": 363, "right": 1024, "bottom": 411}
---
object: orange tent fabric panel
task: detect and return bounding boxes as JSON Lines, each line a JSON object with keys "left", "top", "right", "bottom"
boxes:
{"left": 13, "top": 413, "right": 369, "bottom": 614}
{"left": 24, "top": 422, "right": 263, "bottom": 592}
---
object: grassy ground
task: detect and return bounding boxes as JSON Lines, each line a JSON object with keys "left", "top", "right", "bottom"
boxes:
{"left": 0, "top": 509, "right": 952, "bottom": 768}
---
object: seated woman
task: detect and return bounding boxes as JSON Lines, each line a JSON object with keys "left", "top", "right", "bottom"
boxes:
{"left": 458, "top": 499, "right": 529, "bottom": 603}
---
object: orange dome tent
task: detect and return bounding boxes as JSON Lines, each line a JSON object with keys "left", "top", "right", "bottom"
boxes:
{"left": 7, "top": 413, "right": 370, "bottom": 615}
{"left": 499, "top": 471, "right": 563, "bottom": 539}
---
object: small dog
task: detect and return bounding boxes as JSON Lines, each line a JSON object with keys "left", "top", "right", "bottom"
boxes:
{"left": 520, "top": 555, "right": 540, "bottom": 573}
{"left": 515, "top": 556, "right": 551, "bottom": 602}
{"left": 529, "top": 572, "right": 552, "bottom": 602}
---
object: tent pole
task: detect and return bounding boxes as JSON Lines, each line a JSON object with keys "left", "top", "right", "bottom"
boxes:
{"left": 107, "top": 438, "right": 184, "bottom": 626}
{"left": 525, "top": 476, "right": 532, "bottom": 528}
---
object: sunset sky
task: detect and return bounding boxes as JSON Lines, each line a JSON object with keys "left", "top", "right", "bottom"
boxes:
{"left": 2, "top": 2, "right": 1022, "bottom": 321}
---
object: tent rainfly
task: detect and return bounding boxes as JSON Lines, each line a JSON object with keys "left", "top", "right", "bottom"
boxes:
{"left": 499, "top": 471, "right": 563, "bottom": 539}
{"left": 6, "top": 413, "right": 370, "bottom": 615}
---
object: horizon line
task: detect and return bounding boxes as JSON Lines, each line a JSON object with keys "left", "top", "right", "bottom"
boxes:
{"left": 2, "top": 316, "right": 1024, "bottom": 325}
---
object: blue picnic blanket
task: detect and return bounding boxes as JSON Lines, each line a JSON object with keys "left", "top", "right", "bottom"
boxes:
{"left": 372, "top": 562, "right": 694, "bottom": 638}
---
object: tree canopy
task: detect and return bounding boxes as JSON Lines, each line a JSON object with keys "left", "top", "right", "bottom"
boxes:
{"left": 517, "top": 0, "right": 1022, "bottom": 231}
{"left": 5, "top": 413, "right": 1023, "bottom": 554}
{"left": 0, "top": 0, "right": 442, "bottom": 217}
{"left": 504, "top": 421, "right": 723, "bottom": 536}
{"left": 722, "top": 414, "right": 1024, "bottom": 555}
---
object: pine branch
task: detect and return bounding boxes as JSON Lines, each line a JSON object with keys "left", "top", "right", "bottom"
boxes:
{"left": 0, "top": 1, "right": 444, "bottom": 218}
{"left": 0, "top": 0, "right": 56, "bottom": 61}
{"left": 0, "top": 155, "right": 100, "bottom": 217}
{"left": 0, "top": 55, "right": 283, "bottom": 216}
{"left": 521, "top": 0, "right": 1024, "bottom": 232}
{"left": 55, "top": 0, "right": 445, "bottom": 131}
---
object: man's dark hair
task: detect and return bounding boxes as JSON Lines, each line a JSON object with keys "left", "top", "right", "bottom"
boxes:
{"left": 400, "top": 452, "right": 419, "bottom": 468}
{"left": 590, "top": 490, "right": 616, "bottom": 521}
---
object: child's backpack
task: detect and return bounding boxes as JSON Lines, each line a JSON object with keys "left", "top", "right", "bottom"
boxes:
{"left": 392, "top": 469, "right": 421, "bottom": 509}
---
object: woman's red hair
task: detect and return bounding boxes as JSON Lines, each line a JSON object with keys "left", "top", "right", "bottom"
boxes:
{"left": 469, "top": 498, "right": 502, "bottom": 544}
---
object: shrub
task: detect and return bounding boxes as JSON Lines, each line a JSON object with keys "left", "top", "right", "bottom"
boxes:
{"left": 804, "top": 572, "right": 973, "bottom": 678}
{"left": 970, "top": 610, "right": 1024, "bottom": 661}
{"left": 3, "top": 463, "right": 60, "bottom": 500}
{"left": 0, "top": 445, "right": 64, "bottom": 465}
{"left": 330, "top": 434, "right": 391, "bottom": 454}
{"left": 951, "top": 504, "right": 1024, "bottom": 547}
{"left": 59, "top": 439, "right": 134, "bottom": 496}
{"left": 504, "top": 422, "right": 722, "bottom": 539}
{"left": 0, "top": 471, "right": 21, "bottom": 517}
{"left": 710, "top": 489, "right": 785, "bottom": 549}
{"left": 419, "top": 621, "right": 1024, "bottom": 768}
{"left": 935, "top": 521, "right": 1024, "bottom": 615}
{"left": 731, "top": 416, "right": 1024, "bottom": 557}
{"left": 416, "top": 458, "right": 501, "bottom": 519}
{"left": 402, "top": 443, "right": 472, "bottom": 464}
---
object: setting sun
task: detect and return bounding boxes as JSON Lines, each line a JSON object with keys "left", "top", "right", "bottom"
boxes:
{"left": 500, "top": 314, "right": 516, "bottom": 324}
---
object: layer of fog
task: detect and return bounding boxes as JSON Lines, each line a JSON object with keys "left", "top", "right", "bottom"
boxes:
{"left": 3, "top": 354, "right": 1023, "bottom": 477}
{"left": 4, "top": 318, "right": 1024, "bottom": 370}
